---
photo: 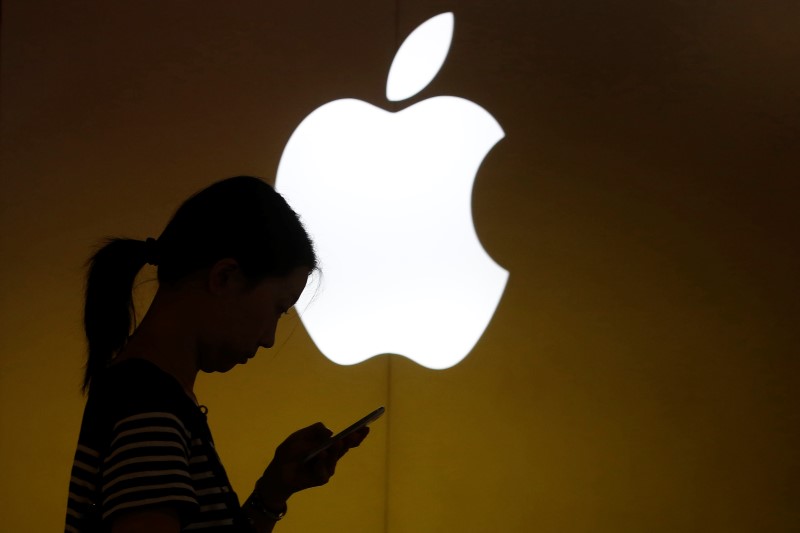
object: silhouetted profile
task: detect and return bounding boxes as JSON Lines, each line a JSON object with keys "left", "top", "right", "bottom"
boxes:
{"left": 65, "top": 176, "right": 369, "bottom": 533}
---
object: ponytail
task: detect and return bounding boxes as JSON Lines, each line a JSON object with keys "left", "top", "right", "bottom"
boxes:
{"left": 80, "top": 176, "right": 317, "bottom": 394}
{"left": 82, "top": 238, "right": 150, "bottom": 393}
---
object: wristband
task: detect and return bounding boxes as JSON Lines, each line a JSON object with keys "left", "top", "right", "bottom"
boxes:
{"left": 247, "top": 485, "right": 287, "bottom": 522}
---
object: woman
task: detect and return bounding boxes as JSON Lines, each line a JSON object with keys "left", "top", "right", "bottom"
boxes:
{"left": 65, "top": 176, "right": 368, "bottom": 533}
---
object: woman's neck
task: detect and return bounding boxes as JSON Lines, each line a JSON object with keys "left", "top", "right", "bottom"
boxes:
{"left": 115, "top": 289, "right": 202, "bottom": 404}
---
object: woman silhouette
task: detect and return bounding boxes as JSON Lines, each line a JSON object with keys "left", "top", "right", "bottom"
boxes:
{"left": 65, "top": 176, "right": 368, "bottom": 532}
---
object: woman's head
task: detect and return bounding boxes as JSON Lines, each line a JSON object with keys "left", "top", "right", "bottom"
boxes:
{"left": 154, "top": 176, "right": 316, "bottom": 286}
{"left": 82, "top": 176, "right": 317, "bottom": 391}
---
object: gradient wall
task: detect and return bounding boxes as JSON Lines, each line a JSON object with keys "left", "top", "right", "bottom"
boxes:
{"left": 1, "top": 1, "right": 798, "bottom": 532}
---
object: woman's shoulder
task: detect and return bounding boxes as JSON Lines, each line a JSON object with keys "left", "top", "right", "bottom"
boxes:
{"left": 87, "top": 358, "right": 198, "bottom": 426}
{"left": 92, "top": 358, "right": 174, "bottom": 395}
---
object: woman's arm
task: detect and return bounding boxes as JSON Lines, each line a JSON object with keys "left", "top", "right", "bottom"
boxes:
{"left": 241, "top": 422, "right": 370, "bottom": 532}
{"left": 241, "top": 491, "right": 285, "bottom": 533}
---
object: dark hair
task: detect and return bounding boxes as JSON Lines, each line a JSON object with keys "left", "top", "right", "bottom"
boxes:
{"left": 81, "top": 176, "right": 316, "bottom": 392}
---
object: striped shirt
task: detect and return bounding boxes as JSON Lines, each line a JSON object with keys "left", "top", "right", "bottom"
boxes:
{"left": 65, "top": 359, "right": 249, "bottom": 532}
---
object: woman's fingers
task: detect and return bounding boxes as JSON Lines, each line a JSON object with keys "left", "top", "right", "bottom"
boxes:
{"left": 267, "top": 422, "right": 373, "bottom": 494}
{"left": 276, "top": 422, "right": 332, "bottom": 461}
{"left": 342, "top": 427, "right": 370, "bottom": 454}
{"left": 296, "top": 422, "right": 333, "bottom": 448}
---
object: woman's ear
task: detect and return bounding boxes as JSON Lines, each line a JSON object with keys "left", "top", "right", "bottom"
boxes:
{"left": 207, "top": 258, "right": 244, "bottom": 296}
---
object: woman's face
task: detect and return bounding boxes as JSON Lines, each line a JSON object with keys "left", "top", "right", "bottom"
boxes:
{"left": 200, "top": 263, "right": 311, "bottom": 373}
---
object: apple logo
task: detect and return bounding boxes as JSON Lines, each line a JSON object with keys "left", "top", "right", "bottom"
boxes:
{"left": 275, "top": 12, "right": 508, "bottom": 369}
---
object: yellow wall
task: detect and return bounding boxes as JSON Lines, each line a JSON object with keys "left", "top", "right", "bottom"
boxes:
{"left": 1, "top": 1, "right": 798, "bottom": 531}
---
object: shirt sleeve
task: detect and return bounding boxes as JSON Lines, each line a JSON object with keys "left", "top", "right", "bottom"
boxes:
{"left": 100, "top": 409, "right": 199, "bottom": 524}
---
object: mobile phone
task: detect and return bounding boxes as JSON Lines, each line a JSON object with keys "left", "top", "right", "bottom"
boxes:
{"left": 303, "top": 406, "right": 385, "bottom": 462}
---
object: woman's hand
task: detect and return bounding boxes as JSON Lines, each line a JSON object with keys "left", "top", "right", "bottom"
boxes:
{"left": 256, "top": 422, "right": 370, "bottom": 507}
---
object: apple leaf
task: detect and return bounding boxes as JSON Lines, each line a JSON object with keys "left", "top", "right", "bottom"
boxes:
{"left": 386, "top": 12, "right": 454, "bottom": 102}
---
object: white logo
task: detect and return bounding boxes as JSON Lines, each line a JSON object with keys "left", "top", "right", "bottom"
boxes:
{"left": 276, "top": 12, "right": 508, "bottom": 369}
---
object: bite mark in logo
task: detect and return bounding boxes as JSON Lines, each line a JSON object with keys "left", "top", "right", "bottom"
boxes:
{"left": 276, "top": 12, "right": 508, "bottom": 369}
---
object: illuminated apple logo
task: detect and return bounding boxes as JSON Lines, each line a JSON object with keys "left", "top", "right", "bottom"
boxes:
{"left": 275, "top": 12, "right": 508, "bottom": 369}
